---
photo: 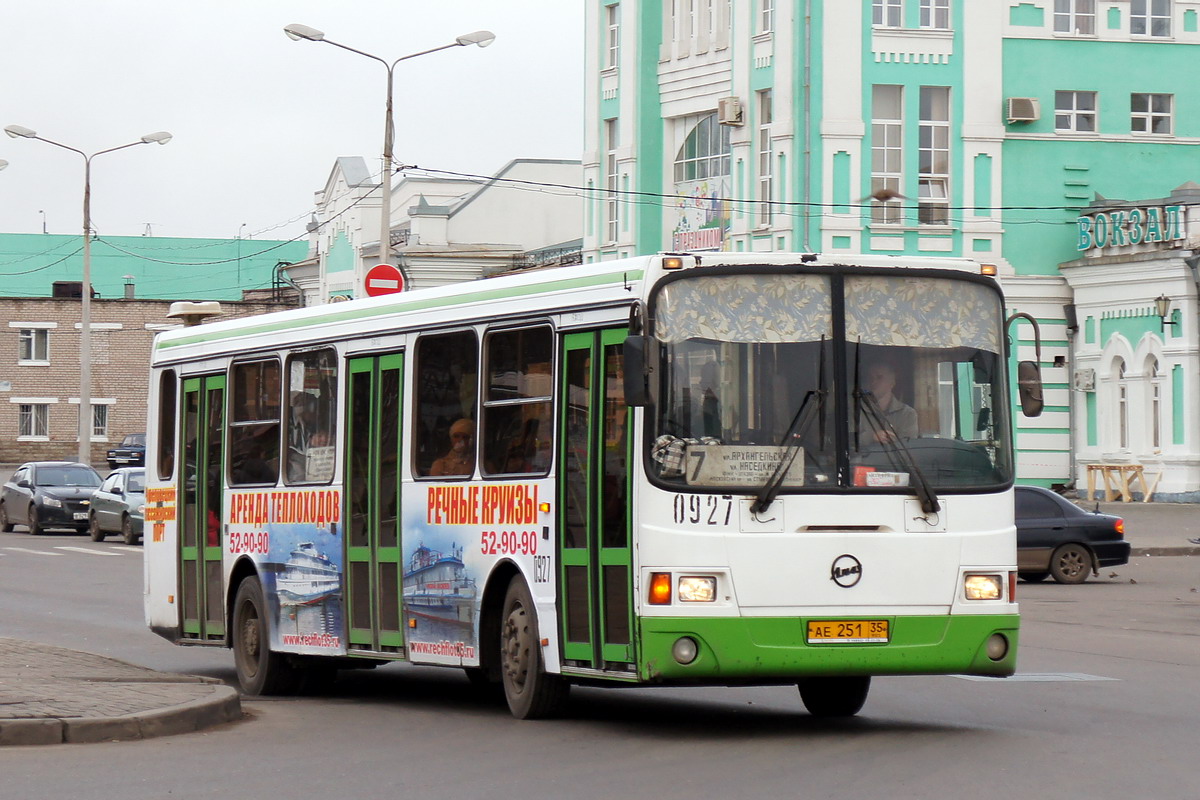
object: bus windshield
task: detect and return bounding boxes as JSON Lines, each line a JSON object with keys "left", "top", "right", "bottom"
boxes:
{"left": 647, "top": 270, "right": 1013, "bottom": 493}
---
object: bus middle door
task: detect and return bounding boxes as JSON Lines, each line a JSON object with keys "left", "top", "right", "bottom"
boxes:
{"left": 559, "top": 329, "right": 633, "bottom": 673}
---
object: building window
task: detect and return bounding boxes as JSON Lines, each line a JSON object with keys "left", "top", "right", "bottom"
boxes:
{"left": 1055, "top": 91, "right": 1098, "bottom": 133}
{"left": 605, "top": 119, "right": 620, "bottom": 243}
{"left": 919, "top": 0, "right": 950, "bottom": 29}
{"left": 918, "top": 86, "right": 950, "bottom": 225}
{"left": 760, "top": 0, "right": 774, "bottom": 34}
{"left": 871, "top": 85, "right": 904, "bottom": 225}
{"left": 606, "top": 3, "right": 620, "bottom": 69}
{"left": 1148, "top": 357, "right": 1162, "bottom": 450}
{"left": 18, "top": 328, "right": 49, "bottom": 363}
{"left": 1131, "top": 0, "right": 1171, "bottom": 37}
{"left": 19, "top": 404, "right": 49, "bottom": 438}
{"left": 673, "top": 113, "right": 731, "bottom": 182}
{"left": 91, "top": 404, "right": 108, "bottom": 439}
{"left": 1053, "top": 0, "right": 1096, "bottom": 35}
{"left": 1115, "top": 358, "right": 1129, "bottom": 450}
{"left": 873, "top": 0, "right": 902, "bottom": 27}
{"left": 1131, "top": 93, "right": 1173, "bottom": 134}
{"left": 757, "top": 90, "right": 773, "bottom": 226}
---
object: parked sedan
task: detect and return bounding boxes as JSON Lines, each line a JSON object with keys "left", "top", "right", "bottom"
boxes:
{"left": 88, "top": 467, "right": 145, "bottom": 545}
{"left": 0, "top": 462, "right": 103, "bottom": 536}
{"left": 106, "top": 432, "right": 146, "bottom": 470}
{"left": 1015, "top": 484, "right": 1131, "bottom": 584}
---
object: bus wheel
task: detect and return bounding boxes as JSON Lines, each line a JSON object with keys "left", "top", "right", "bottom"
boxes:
{"left": 500, "top": 577, "right": 568, "bottom": 719}
{"left": 1050, "top": 544, "right": 1091, "bottom": 584}
{"left": 233, "top": 576, "right": 298, "bottom": 695}
{"left": 798, "top": 676, "right": 871, "bottom": 718}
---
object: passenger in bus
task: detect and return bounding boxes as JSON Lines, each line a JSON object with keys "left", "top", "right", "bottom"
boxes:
{"left": 857, "top": 361, "right": 917, "bottom": 444}
{"left": 431, "top": 418, "right": 475, "bottom": 477}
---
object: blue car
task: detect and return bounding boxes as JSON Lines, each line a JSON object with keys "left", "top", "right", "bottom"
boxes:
{"left": 106, "top": 433, "right": 146, "bottom": 470}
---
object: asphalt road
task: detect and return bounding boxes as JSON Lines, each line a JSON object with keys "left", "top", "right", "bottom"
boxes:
{"left": 0, "top": 528, "right": 1197, "bottom": 800}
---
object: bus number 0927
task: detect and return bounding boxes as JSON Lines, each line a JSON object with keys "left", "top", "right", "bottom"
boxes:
{"left": 673, "top": 494, "right": 733, "bottom": 526}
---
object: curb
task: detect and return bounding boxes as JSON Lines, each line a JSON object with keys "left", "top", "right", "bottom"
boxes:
{"left": 0, "top": 683, "right": 241, "bottom": 746}
{"left": 1132, "top": 546, "right": 1200, "bottom": 557}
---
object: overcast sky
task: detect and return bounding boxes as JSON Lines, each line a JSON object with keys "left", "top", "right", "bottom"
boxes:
{"left": 0, "top": 0, "right": 584, "bottom": 242}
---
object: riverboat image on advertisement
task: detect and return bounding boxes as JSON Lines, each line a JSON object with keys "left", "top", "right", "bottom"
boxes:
{"left": 403, "top": 543, "right": 477, "bottom": 627}
{"left": 276, "top": 542, "right": 341, "bottom": 605}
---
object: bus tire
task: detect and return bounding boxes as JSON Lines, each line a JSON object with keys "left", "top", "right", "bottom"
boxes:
{"left": 798, "top": 676, "right": 871, "bottom": 718}
{"left": 500, "top": 577, "right": 569, "bottom": 719}
{"left": 233, "top": 576, "right": 298, "bottom": 695}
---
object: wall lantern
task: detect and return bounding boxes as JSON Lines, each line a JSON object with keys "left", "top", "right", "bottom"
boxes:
{"left": 1154, "top": 294, "right": 1177, "bottom": 330}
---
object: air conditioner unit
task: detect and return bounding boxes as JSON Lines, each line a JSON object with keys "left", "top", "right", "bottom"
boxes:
{"left": 717, "top": 96, "right": 743, "bottom": 126}
{"left": 1073, "top": 368, "right": 1096, "bottom": 392}
{"left": 1006, "top": 97, "right": 1041, "bottom": 124}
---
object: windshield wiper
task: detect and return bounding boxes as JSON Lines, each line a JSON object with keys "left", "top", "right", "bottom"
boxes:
{"left": 749, "top": 389, "right": 824, "bottom": 515}
{"left": 751, "top": 338, "right": 828, "bottom": 516}
{"left": 857, "top": 391, "right": 941, "bottom": 515}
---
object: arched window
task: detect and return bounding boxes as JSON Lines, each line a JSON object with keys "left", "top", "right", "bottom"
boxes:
{"left": 1115, "top": 358, "right": 1128, "bottom": 450}
{"left": 674, "top": 114, "right": 730, "bottom": 183}
{"left": 1146, "top": 356, "right": 1162, "bottom": 450}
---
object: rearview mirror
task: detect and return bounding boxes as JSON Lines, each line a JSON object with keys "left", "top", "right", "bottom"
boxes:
{"left": 1017, "top": 360, "right": 1044, "bottom": 417}
{"left": 623, "top": 334, "right": 650, "bottom": 407}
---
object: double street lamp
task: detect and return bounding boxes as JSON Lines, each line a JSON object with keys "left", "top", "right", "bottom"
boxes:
{"left": 284, "top": 23, "right": 495, "bottom": 293}
{"left": 4, "top": 124, "right": 171, "bottom": 464}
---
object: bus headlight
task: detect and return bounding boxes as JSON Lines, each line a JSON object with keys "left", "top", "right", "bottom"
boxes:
{"left": 964, "top": 574, "right": 1003, "bottom": 600}
{"left": 678, "top": 576, "right": 716, "bottom": 602}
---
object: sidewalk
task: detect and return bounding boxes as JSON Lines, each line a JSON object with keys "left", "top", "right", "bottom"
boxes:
{"left": 1088, "top": 499, "right": 1200, "bottom": 557}
{"left": 0, "top": 637, "right": 240, "bottom": 746}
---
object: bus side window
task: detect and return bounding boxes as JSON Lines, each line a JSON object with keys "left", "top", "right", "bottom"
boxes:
{"left": 414, "top": 331, "right": 479, "bottom": 478}
{"left": 481, "top": 326, "right": 553, "bottom": 477}
{"left": 157, "top": 369, "right": 177, "bottom": 480}
{"left": 229, "top": 359, "right": 281, "bottom": 486}
{"left": 284, "top": 349, "right": 338, "bottom": 484}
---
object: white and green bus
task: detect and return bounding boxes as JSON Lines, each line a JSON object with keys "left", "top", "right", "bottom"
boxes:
{"left": 143, "top": 252, "right": 1042, "bottom": 719}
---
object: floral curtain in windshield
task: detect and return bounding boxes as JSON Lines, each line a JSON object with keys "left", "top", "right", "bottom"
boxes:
{"left": 844, "top": 276, "right": 1001, "bottom": 353}
{"left": 655, "top": 274, "right": 832, "bottom": 344}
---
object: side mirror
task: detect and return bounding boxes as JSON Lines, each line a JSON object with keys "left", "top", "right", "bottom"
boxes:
{"left": 624, "top": 334, "right": 650, "bottom": 407}
{"left": 1017, "top": 360, "right": 1044, "bottom": 417}
{"left": 17, "top": 479, "right": 31, "bottom": 489}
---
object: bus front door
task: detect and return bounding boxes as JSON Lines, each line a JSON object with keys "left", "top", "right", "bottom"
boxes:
{"left": 180, "top": 374, "right": 226, "bottom": 642}
{"left": 345, "top": 354, "right": 405, "bottom": 654}
{"left": 559, "top": 329, "right": 634, "bottom": 672}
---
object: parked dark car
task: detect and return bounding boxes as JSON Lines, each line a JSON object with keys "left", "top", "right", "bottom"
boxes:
{"left": 88, "top": 467, "right": 146, "bottom": 545}
{"left": 106, "top": 433, "right": 147, "bottom": 470}
{"left": 1015, "top": 484, "right": 1131, "bottom": 584}
{"left": 1, "top": 462, "right": 104, "bottom": 535}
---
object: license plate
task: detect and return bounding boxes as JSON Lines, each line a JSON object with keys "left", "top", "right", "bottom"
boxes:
{"left": 73, "top": 512, "right": 88, "bottom": 521}
{"left": 806, "top": 619, "right": 890, "bottom": 643}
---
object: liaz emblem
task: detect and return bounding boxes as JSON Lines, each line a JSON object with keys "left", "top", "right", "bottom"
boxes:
{"left": 830, "top": 554, "right": 863, "bottom": 588}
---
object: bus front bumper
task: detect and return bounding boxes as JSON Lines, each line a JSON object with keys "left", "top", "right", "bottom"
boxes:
{"left": 638, "top": 614, "right": 1018, "bottom": 683}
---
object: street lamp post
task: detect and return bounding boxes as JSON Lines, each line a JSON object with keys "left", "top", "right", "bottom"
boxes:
{"left": 284, "top": 24, "right": 495, "bottom": 294}
{"left": 4, "top": 125, "right": 171, "bottom": 464}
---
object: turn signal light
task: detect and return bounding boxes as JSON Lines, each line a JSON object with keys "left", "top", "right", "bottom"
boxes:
{"left": 980, "top": 263, "right": 998, "bottom": 276}
{"left": 1114, "top": 518, "right": 1125, "bottom": 537}
{"left": 649, "top": 572, "right": 672, "bottom": 605}
{"left": 663, "top": 256, "right": 685, "bottom": 270}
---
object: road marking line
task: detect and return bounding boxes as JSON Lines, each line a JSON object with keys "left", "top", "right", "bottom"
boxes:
{"left": 953, "top": 672, "right": 1119, "bottom": 682}
{"left": 3, "top": 546, "right": 65, "bottom": 556}
{"left": 54, "top": 546, "right": 123, "bottom": 557}
{"left": 112, "top": 546, "right": 143, "bottom": 552}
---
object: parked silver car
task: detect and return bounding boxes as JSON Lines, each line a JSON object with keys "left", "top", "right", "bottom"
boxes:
{"left": 88, "top": 467, "right": 145, "bottom": 544}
